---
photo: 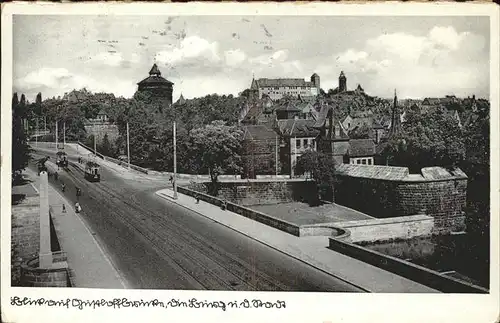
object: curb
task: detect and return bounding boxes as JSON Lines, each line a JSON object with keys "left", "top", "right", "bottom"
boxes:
{"left": 154, "top": 191, "right": 371, "bottom": 293}
{"left": 48, "top": 180, "right": 129, "bottom": 289}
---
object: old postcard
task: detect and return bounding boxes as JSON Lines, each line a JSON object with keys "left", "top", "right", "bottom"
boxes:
{"left": 1, "top": 2, "right": 499, "bottom": 323}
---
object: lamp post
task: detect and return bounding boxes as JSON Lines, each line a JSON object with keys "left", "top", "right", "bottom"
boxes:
{"left": 36, "top": 118, "right": 39, "bottom": 147}
{"left": 173, "top": 121, "right": 178, "bottom": 199}
{"left": 55, "top": 119, "right": 58, "bottom": 151}
{"left": 127, "top": 122, "right": 131, "bottom": 170}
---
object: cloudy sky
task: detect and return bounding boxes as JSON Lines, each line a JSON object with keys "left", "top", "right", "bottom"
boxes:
{"left": 13, "top": 15, "right": 490, "bottom": 102}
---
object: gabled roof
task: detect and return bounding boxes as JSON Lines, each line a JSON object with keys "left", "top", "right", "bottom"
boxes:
{"left": 348, "top": 139, "right": 376, "bottom": 157}
{"left": 176, "top": 94, "right": 186, "bottom": 105}
{"left": 243, "top": 125, "right": 278, "bottom": 140}
{"left": 276, "top": 119, "right": 319, "bottom": 137}
{"left": 275, "top": 102, "right": 301, "bottom": 112}
{"left": 97, "top": 108, "right": 107, "bottom": 116}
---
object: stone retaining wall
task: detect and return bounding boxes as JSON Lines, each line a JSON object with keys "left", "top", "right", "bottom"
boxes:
{"left": 185, "top": 180, "right": 318, "bottom": 206}
{"left": 11, "top": 196, "right": 41, "bottom": 286}
{"left": 336, "top": 215, "right": 435, "bottom": 244}
{"left": 334, "top": 165, "right": 467, "bottom": 234}
{"left": 177, "top": 186, "right": 301, "bottom": 236}
{"left": 20, "top": 252, "right": 71, "bottom": 287}
{"left": 328, "top": 237, "right": 488, "bottom": 293}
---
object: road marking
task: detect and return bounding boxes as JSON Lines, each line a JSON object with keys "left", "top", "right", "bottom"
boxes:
{"left": 51, "top": 184, "right": 129, "bottom": 289}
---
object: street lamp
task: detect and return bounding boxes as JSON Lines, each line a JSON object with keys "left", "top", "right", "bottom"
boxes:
{"left": 173, "top": 120, "right": 178, "bottom": 200}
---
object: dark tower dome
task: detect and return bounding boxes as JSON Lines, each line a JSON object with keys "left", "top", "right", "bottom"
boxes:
{"left": 137, "top": 63, "right": 174, "bottom": 106}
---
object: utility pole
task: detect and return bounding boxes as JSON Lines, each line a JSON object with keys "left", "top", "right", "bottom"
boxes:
{"left": 36, "top": 118, "right": 39, "bottom": 147}
{"left": 44, "top": 115, "right": 47, "bottom": 133}
{"left": 126, "top": 122, "right": 131, "bottom": 170}
{"left": 55, "top": 120, "right": 58, "bottom": 151}
{"left": 94, "top": 133, "right": 97, "bottom": 158}
{"left": 275, "top": 135, "right": 279, "bottom": 176}
{"left": 173, "top": 121, "right": 178, "bottom": 199}
{"left": 63, "top": 121, "right": 66, "bottom": 149}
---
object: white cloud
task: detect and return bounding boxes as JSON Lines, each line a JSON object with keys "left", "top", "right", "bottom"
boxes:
{"left": 173, "top": 75, "right": 247, "bottom": 100}
{"left": 15, "top": 67, "right": 136, "bottom": 99}
{"left": 224, "top": 49, "right": 246, "bottom": 67}
{"left": 155, "top": 35, "right": 220, "bottom": 65}
{"left": 337, "top": 49, "right": 368, "bottom": 64}
{"left": 250, "top": 49, "right": 289, "bottom": 66}
{"left": 92, "top": 52, "right": 124, "bottom": 67}
{"left": 429, "top": 26, "right": 464, "bottom": 51}
{"left": 319, "top": 26, "right": 488, "bottom": 98}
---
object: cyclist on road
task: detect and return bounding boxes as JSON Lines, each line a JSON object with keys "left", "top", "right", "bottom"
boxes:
{"left": 76, "top": 187, "right": 82, "bottom": 200}
{"left": 61, "top": 182, "right": 66, "bottom": 192}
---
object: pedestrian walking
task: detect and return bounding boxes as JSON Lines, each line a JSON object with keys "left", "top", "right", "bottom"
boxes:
{"left": 54, "top": 172, "right": 59, "bottom": 181}
{"left": 76, "top": 187, "right": 82, "bottom": 200}
{"left": 62, "top": 204, "right": 66, "bottom": 213}
{"left": 61, "top": 182, "right": 66, "bottom": 192}
{"left": 196, "top": 194, "right": 200, "bottom": 204}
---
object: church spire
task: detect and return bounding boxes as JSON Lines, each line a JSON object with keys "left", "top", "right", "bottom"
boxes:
{"left": 389, "top": 89, "right": 401, "bottom": 137}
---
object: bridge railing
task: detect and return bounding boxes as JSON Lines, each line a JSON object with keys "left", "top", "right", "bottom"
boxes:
{"left": 75, "top": 142, "right": 149, "bottom": 174}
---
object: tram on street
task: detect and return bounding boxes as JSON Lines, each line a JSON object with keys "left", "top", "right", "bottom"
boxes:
{"left": 56, "top": 150, "right": 69, "bottom": 168}
{"left": 84, "top": 161, "right": 101, "bottom": 182}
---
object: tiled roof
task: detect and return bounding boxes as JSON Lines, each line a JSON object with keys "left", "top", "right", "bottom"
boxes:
{"left": 255, "top": 78, "right": 314, "bottom": 88}
{"left": 421, "top": 167, "right": 467, "bottom": 180}
{"left": 348, "top": 139, "right": 375, "bottom": 157}
{"left": 275, "top": 102, "right": 301, "bottom": 112}
{"left": 138, "top": 75, "right": 173, "bottom": 85}
{"left": 243, "top": 125, "right": 278, "bottom": 140}
{"left": 336, "top": 164, "right": 410, "bottom": 180}
{"left": 276, "top": 119, "right": 319, "bottom": 137}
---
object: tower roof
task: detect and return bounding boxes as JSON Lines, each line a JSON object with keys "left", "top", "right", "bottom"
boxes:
{"left": 339, "top": 71, "right": 346, "bottom": 79}
{"left": 149, "top": 63, "right": 161, "bottom": 76}
{"left": 138, "top": 64, "right": 173, "bottom": 85}
{"left": 389, "top": 89, "right": 401, "bottom": 137}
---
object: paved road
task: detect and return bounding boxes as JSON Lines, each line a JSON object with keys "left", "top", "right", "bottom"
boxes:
{"left": 32, "top": 150, "right": 364, "bottom": 292}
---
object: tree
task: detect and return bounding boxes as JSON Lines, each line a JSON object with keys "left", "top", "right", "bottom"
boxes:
{"left": 382, "top": 106, "right": 465, "bottom": 173}
{"left": 349, "top": 123, "right": 372, "bottom": 139}
{"left": 12, "top": 93, "right": 31, "bottom": 180}
{"left": 462, "top": 107, "right": 490, "bottom": 239}
{"left": 99, "top": 133, "right": 113, "bottom": 157}
{"left": 295, "top": 150, "right": 337, "bottom": 203}
{"left": 189, "top": 121, "right": 243, "bottom": 195}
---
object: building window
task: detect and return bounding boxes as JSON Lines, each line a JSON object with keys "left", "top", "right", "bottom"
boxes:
{"left": 296, "top": 139, "right": 301, "bottom": 149}
{"left": 362, "top": 159, "right": 367, "bottom": 165}
{"left": 368, "top": 159, "right": 372, "bottom": 165}
{"left": 356, "top": 159, "right": 361, "bottom": 164}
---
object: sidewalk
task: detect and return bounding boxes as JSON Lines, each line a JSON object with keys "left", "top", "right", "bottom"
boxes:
{"left": 28, "top": 168, "right": 128, "bottom": 289}
{"left": 156, "top": 188, "right": 440, "bottom": 293}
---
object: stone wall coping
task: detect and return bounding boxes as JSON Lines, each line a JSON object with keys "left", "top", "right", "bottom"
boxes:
{"left": 336, "top": 172, "right": 468, "bottom": 183}
{"left": 22, "top": 256, "right": 69, "bottom": 273}
{"left": 328, "top": 237, "right": 488, "bottom": 293}
{"left": 177, "top": 186, "right": 301, "bottom": 234}
{"left": 336, "top": 214, "right": 434, "bottom": 228}
{"left": 336, "top": 164, "right": 468, "bottom": 182}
